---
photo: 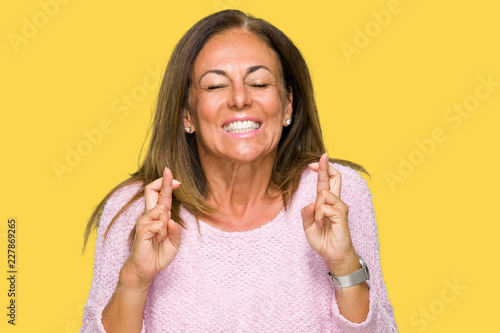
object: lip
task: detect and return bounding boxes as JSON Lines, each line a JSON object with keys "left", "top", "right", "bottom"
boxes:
{"left": 222, "top": 116, "right": 262, "bottom": 127}
{"left": 221, "top": 116, "right": 263, "bottom": 138}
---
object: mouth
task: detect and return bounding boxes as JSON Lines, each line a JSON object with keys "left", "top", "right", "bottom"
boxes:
{"left": 222, "top": 120, "right": 262, "bottom": 134}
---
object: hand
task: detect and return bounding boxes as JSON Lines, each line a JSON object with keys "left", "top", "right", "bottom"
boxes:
{"left": 301, "top": 153, "right": 358, "bottom": 276}
{"left": 122, "top": 167, "right": 183, "bottom": 289}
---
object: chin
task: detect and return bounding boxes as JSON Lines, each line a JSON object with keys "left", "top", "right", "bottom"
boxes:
{"left": 227, "top": 148, "right": 276, "bottom": 164}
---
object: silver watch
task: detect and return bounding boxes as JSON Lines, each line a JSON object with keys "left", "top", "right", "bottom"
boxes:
{"left": 328, "top": 255, "right": 370, "bottom": 296}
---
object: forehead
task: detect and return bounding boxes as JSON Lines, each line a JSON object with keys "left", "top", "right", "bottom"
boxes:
{"left": 192, "top": 29, "right": 280, "bottom": 77}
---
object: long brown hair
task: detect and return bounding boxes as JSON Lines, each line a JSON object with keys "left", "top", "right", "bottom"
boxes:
{"left": 83, "top": 9, "right": 368, "bottom": 251}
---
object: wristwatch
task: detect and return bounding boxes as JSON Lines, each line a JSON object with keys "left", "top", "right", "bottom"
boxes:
{"left": 328, "top": 255, "right": 370, "bottom": 296}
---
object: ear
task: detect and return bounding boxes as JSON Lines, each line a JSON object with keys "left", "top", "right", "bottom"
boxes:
{"left": 283, "top": 86, "right": 293, "bottom": 125}
{"left": 182, "top": 108, "right": 195, "bottom": 133}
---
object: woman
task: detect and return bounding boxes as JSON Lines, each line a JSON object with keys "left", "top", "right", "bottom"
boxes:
{"left": 81, "top": 9, "right": 397, "bottom": 333}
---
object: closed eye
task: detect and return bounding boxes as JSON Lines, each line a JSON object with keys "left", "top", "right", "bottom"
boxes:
{"left": 207, "top": 85, "right": 226, "bottom": 90}
{"left": 251, "top": 84, "right": 269, "bottom": 88}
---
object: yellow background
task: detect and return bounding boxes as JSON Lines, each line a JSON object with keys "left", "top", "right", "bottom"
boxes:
{"left": 1, "top": 0, "right": 498, "bottom": 332}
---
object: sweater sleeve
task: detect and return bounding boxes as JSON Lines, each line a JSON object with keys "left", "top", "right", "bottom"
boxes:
{"left": 80, "top": 184, "right": 146, "bottom": 333}
{"left": 329, "top": 165, "right": 398, "bottom": 332}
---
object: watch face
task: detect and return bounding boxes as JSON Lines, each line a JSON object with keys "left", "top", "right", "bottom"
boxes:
{"left": 358, "top": 255, "right": 365, "bottom": 266}
{"left": 358, "top": 255, "right": 370, "bottom": 280}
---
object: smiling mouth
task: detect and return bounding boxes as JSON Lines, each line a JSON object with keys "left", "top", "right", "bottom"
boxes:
{"left": 223, "top": 120, "right": 261, "bottom": 133}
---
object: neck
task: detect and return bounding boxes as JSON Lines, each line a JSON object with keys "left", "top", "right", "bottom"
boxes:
{"left": 199, "top": 151, "right": 281, "bottom": 221}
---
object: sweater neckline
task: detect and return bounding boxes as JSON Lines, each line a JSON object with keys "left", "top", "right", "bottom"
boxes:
{"left": 179, "top": 202, "right": 289, "bottom": 241}
{"left": 179, "top": 167, "right": 314, "bottom": 240}
{"left": 196, "top": 204, "right": 287, "bottom": 238}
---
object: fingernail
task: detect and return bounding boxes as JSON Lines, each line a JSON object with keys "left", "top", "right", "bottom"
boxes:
{"left": 172, "top": 179, "right": 181, "bottom": 186}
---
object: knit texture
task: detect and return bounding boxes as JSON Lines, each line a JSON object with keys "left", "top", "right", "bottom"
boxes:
{"left": 80, "top": 164, "right": 398, "bottom": 332}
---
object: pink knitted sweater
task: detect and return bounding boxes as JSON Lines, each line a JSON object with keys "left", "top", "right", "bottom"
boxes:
{"left": 80, "top": 164, "right": 398, "bottom": 332}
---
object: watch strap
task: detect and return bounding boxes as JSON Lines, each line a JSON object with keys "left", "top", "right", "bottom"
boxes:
{"left": 328, "top": 255, "right": 370, "bottom": 296}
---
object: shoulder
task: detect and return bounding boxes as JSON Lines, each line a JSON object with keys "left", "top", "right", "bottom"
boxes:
{"left": 91, "top": 183, "right": 145, "bottom": 278}
{"left": 98, "top": 182, "right": 145, "bottom": 233}
{"left": 332, "top": 163, "right": 373, "bottom": 205}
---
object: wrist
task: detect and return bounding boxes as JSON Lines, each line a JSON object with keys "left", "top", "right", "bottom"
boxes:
{"left": 327, "top": 254, "right": 370, "bottom": 296}
{"left": 119, "top": 261, "right": 153, "bottom": 293}
{"left": 325, "top": 250, "right": 360, "bottom": 276}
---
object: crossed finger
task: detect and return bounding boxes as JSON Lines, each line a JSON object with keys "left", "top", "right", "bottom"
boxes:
{"left": 144, "top": 167, "right": 180, "bottom": 212}
{"left": 310, "top": 153, "right": 342, "bottom": 199}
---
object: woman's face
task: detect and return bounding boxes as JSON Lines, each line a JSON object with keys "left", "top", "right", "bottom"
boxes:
{"left": 184, "top": 29, "right": 293, "bottom": 166}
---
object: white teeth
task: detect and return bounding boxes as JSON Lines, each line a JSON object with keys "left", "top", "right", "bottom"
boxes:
{"left": 223, "top": 120, "right": 261, "bottom": 133}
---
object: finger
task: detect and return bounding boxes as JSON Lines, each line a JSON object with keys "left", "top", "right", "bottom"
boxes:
{"left": 314, "top": 154, "right": 332, "bottom": 211}
{"left": 138, "top": 203, "right": 165, "bottom": 224}
{"left": 308, "top": 162, "right": 319, "bottom": 171}
{"left": 166, "top": 218, "right": 183, "bottom": 250}
{"left": 301, "top": 203, "right": 316, "bottom": 230}
{"left": 328, "top": 164, "right": 342, "bottom": 199}
{"left": 136, "top": 205, "right": 166, "bottom": 238}
{"left": 314, "top": 155, "right": 342, "bottom": 199}
{"left": 158, "top": 167, "right": 174, "bottom": 210}
{"left": 315, "top": 203, "right": 343, "bottom": 222}
{"left": 145, "top": 177, "right": 163, "bottom": 211}
{"left": 314, "top": 203, "right": 329, "bottom": 231}
{"left": 314, "top": 190, "right": 348, "bottom": 230}
{"left": 316, "top": 189, "right": 340, "bottom": 207}
{"left": 145, "top": 174, "right": 181, "bottom": 212}
{"left": 317, "top": 153, "right": 330, "bottom": 193}
{"left": 155, "top": 218, "right": 168, "bottom": 243}
{"left": 315, "top": 204, "right": 345, "bottom": 229}
{"left": 140, "top": 220, "right": 167, "bottom": 243}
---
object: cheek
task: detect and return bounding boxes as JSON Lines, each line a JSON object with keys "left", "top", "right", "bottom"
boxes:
{"left": 192, "top": 111, "right": 221, "bottom": 137}
{"left": 191, "top": 97, "right": 222, "bottom": 127}
{"left": 264, "top": 96, "right": 286, "bottom": 122}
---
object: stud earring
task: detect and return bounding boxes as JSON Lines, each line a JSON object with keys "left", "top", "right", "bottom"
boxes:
{"left": 185, "top": 126, "right": 191, "bottom": 133}
{"left": 285, "top": 119, "right": 291, "bottom": 126}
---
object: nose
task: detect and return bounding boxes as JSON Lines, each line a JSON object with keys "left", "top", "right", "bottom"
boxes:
{"left": 227, "top": 81, "right": 252, "bottom": 110}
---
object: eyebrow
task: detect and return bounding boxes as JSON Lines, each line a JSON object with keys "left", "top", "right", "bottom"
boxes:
{"left": 198, "top": 65, "right": 273, "bottom": 83}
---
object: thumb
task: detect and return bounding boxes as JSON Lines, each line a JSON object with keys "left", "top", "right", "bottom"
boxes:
{"left": 301, "top": 203, "right": 316, "bottom": 230}
{"left": 167, "top": 219, "right": 183, "bottom": 249}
